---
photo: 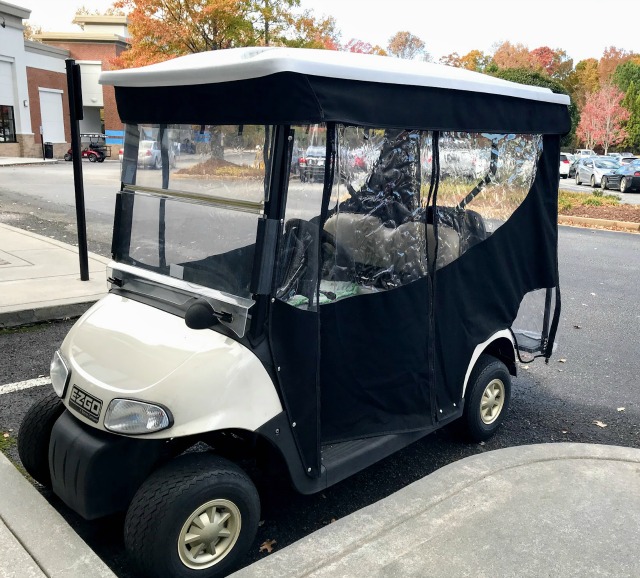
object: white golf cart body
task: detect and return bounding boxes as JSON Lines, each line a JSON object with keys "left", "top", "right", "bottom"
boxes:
{"left": 45, "top": 48, "right": 569, "bottom": 521}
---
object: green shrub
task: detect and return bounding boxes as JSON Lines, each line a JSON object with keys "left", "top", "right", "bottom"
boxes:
{"left": 583, "top": 197, "right": 603, "bottom": 206}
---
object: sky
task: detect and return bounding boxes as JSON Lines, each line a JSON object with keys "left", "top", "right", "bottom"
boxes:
{"left": 17, "top": 0, "right": 640, "bottom": 65}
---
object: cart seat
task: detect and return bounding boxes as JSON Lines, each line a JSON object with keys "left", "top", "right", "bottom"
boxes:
{"left": 323, "top": 213, "right": 459, "bottom": 276}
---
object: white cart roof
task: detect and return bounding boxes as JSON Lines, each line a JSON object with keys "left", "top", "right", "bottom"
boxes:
{"left": 101, "top": 47, "right": 569, "bottom": 106}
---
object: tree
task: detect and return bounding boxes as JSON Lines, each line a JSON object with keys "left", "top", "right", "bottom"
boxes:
{"left": 387, "top": 31, "right": 428, "bottom": 61}
{"left": 530, "top": 46, "right": 573, "bottom": 82}
{"left": 567, "top": 58, "right": 600, "bottom": 108}
{"left": 459, "top": 49, "right": 491, "bottom": 72}
{"left": 281, "top": 10, "right": 340, "bottom": 49}
{"left": 113, "top": 0, "right": 252, "bottom": 67}
{"left": 613, "top": 60, "right": 640, "bottom": 92}
{"left": 112, "top": 0, "right": 339, "bottom": 68}
{"left": 622, "top": 81, "right": 640, "bottom": 151}
{"left": 439, "top": 52, "right": 461, "bottom": 67}
{"left": 598, "top": 46, "right": 634, "bottom": 83}
{"left": 23, "top": 22, "right": 43, "bottom": 40}
{"left": 491, "top": 41, "right": 532, "bottom": 69}
{"left": 577, "top": 85, "right": 629, "bottom": 154}
{"left": 492, "top": 68, "right": 578, "bottom": 149}
{"left": 343, "top": 39, "right": 386, "bottom": 56}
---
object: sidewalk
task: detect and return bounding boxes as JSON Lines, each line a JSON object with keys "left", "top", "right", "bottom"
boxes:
{"left": 0, "top": 156, "right": 60, "bottom": 167}
{"left": 0, "top": 223, "right": 110, "bottom": 328}
{"left": 1, "top": 220, "right": 639, "bottom": 578}
{"left": 232, "top": 443, "right": 640, "bottom": 578}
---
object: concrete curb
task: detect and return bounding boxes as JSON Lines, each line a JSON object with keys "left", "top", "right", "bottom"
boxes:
{"left": 231, "top": 443, "right": 640, "bottom": 578}
{"left": 0, "top": 452, "right": 117, "bottom": 578}
{"left": 559, "top": 214, "right": 640, "bottom": 232}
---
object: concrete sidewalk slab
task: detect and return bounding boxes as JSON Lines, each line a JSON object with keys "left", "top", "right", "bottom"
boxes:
{"left": 0, "top": 452, "right": 116, "bottom": 578}
{"left": 0, "top": 157, "right": 59, "bottom": 167}
{"left": 232, "top": 443, "right": 640, "bottom": 578}
{"left": 0, "top": 223, "right": 110, "bottom": 327}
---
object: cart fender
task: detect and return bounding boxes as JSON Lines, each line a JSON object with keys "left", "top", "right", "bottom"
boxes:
{"left": 461, "top": 330, "right": 516, "bottom": 397}
{"left": 59, "top": 294, "right": 282, "bottom": 438}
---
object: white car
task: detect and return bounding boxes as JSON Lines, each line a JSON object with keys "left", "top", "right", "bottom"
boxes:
{"left": 559, "top": 153, "right": 571, "bottom": 178}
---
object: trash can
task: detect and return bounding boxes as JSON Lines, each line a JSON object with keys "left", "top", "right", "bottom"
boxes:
{"left": 44, "top": 142, "right": 54, "bottom": 159}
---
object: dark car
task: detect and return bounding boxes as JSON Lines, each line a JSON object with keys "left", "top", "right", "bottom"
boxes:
{"left": 298, "top": 145, "right": 326, "bottom": 182}
{"left": 601, "top": 160, "right": 640, "bottom": 193}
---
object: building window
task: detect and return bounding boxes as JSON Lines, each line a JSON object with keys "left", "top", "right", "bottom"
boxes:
{"left": 0, "top": 106, "right": 16, "bottom": 143}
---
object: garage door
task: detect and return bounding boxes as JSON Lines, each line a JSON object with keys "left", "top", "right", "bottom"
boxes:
{"left": 39, "top": 89, "right": 65, "bottom": 143}
{"left": 0, "top": 61, "right": 15, "bottom": 107}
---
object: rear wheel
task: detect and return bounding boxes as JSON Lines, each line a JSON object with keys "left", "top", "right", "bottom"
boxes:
{"left": 63, "top": 152, "right": 72, "bottom": 161}
{"left": 17, "top": 391, "right": 65, "bottom": 486}
{"left": 124, "top": 453, "right": 260, "bottom": 578}
{"left": 620, "top": 177, "right": 629, "bottom": 193}
{"left": 460, "top": 354, "right": 511, "bottom": 442}
{"left": 601, "top": 177, "right": 608, "bottom": 190}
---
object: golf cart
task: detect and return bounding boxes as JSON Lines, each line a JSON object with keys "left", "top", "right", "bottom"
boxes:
{"left": 18, "top": 48, "right": 570, "bottom": 578}
{"left": 64, "top": 133, "right": 110, "bottom": 162}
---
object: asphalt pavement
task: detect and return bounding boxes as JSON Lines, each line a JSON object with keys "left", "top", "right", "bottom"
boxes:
{"left": 1, "top": 156, "right": 639, "bottom": 578}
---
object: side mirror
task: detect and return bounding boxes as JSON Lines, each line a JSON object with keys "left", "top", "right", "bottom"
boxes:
{"left": 185, "top": 299, "right": 219, "bottom": 330}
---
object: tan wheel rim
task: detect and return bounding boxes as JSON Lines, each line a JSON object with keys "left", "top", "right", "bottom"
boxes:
{"left": 480, "top": 379, "right": 505, "bottom": 425}
{"left": 177, "top": 499, "right": 241, "bottom": 570}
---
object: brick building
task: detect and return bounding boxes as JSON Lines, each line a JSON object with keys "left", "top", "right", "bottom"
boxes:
{"left": 0, "top": 3, "right": 130, "bottom": 160}
{"left": 36, "top": 15, "right": 130, "bottom": 156}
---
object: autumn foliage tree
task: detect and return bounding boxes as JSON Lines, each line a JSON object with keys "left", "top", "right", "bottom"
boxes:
{"left": 112, "top": 0, "right": 339, "bottom": 68}
{"left": 343, "top": 38, "right": 386, "bottom": 56}
{"left": 577, "top": 85, "right": 629, "bottom": 154}
{"left": 387, "top": 31, "right": 428, "bottom": 61}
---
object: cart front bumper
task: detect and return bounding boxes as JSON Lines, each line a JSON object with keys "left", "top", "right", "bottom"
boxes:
{"left": 49, "top": 410, "right": 169, "bottom": 520}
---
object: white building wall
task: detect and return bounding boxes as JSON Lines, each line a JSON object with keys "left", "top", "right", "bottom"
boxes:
{"left": 0, "top": 3, "right": 32, "bottom": 135}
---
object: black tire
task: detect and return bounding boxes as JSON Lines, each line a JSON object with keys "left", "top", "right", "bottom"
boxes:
{"left": 460, "top": 354, "right": 511, "bottom": 442}
{"left": 590, "top": 175, "right": 596, "bottom": 188}
{"left": 124, "top": 453, "right": 260, "bottom": 578}
{"left": 154, "top": 156, "right": 162, "bottom": 170}
{"left": 601, "top": 177, "right": 608, "bottom": 190}
{"left": 63, "top": 153, "right": 72, "bottom": 161}
{"left": 17, "top": 390, "right": 64, "bottom": 486}
{"left": 97, "top": 157, "right": 105, "bottom": 163}
{"left": 620, "top": 177, "right": 629, "bottom": 193}
{"left": 575, "top": 172, "right": 581, "bottom": 185}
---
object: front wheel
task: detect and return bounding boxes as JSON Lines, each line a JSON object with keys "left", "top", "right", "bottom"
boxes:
{"left": 575, "top": 172, "right": 581, "bottom": 185}
{"left": 88, "top": 154, "right": 97, "bottom": 162}
{"left": 590, "top": 175, "right": 596, "bottom": 188}
{"left": 124, "top": 453, "right": 260, "bottom": 578}
{"left": 17, "top": 390, "right": 65, "bottom": 486}
{"left": 460, "top": 354, "right": 511, "bottom": 442}
{"left": 63, "top": 152, "right": 72, "bottom": 161}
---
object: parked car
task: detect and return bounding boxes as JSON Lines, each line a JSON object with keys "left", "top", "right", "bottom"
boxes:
{"left": 567, "top": 156, "right": 582, "bottom": 178}
{"left": 575, "top": 157, "right": 619, "bottom": 187}
{"left": 575, "top": 148, "right": 596, "bottom": 158}
{"left": 601, "top": 160, "right": 640, "bottom": 192}
{"left": 559, "top": 153, "right": 571, "bottom": 178}
{"left": 298, "top": 145, "right": 326, "bottom": 182}
{"left": 138, "top": 140, "right": 176, "bottom": 169}
{"left": 619, "top": 156, "right": 638, "bottom": 165}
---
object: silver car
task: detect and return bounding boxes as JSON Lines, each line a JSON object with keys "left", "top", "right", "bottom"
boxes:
{"left": 575, "top": 157, "right": 619, "bottom": 187}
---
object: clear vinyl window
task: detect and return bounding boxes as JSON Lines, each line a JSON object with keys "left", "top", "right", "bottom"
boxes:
{"left": 277, "top": 125, "right": 542, "bottom": 308}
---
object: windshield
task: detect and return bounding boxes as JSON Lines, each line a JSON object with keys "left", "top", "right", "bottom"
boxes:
{"left": 595, "top": 160, "right": 618, "bottom": 168}
{"left": 114, "top": 124, "right": 275, "bottom": 298}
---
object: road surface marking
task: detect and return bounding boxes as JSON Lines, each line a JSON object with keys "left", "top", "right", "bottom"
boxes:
{"left": 0, "top": 377, "right": 51, "bottom": 395}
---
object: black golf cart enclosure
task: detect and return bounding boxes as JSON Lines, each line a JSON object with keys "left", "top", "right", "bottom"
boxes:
{"left": 19, "top": 47, "right": 570, "bottom": 578}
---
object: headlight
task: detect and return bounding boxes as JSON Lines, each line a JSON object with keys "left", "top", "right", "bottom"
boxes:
{"left": 50, "top": 351, "right": 70, "bottom": 398}
{"left": 104, "top": 399, "right": 172, "bottom": 435}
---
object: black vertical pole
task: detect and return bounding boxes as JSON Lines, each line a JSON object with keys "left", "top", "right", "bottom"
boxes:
{"left": 66, "top": 59, "right": 89, "bottom": 281}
